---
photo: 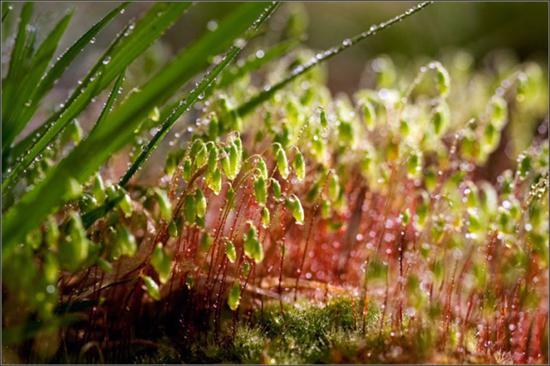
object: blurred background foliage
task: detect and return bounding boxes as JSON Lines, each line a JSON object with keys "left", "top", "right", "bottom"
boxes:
{"left": 5, "top": 1, "right": 547, "bottom": 94}
{"left": 2, "top": 1, "right": 547, "bottom": 181}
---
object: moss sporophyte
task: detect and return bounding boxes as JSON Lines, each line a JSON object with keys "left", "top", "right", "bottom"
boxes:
{"left": 1, "top": 1, "right": 548, "bottom": 364}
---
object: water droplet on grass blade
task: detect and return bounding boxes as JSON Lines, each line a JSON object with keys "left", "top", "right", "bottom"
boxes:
{"left": 207, "top": 20, "right": 218, "bottom": 31}
{"left": 233, "top": 38, "right": 246, "bottom": 49}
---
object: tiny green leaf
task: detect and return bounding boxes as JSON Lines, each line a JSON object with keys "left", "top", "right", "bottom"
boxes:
{"left": 200, "top": 232, "right": 213, "bottom": 252}
{"left": 328, "top": 173, "right": 340, "bottom": 202}
{"left": 270, "top": 178, "right": 282, "bottom": 200}
{"left": 207, "top": 168, "right": 223, "bottom": 195}
{"left": 261, "top": 206, "right": 271, "bottom": 228}
{"left": 195, "top": 189, "right": 207, "bottom": 218}
{"left": 191, "top": 139, "right": 208, "bottom": 169}
{"left": 183, "top": 194, "right": 196, "bottom": 224}
{"left": 253, "top": 174, "right": 267, "bottom": 206}
{"left": 153, "top": 188, "right": 172, "bottom": 221}
{"left": 285, "top": 194, "right": 304, "bottom": 225}
{"left": 92, "top": 174, "right": 106, "bottom": 204}
{"left": 274, "top": 143, "right": 289, "bottom": 179}
{"left": 58, "top": 212, "right": 89, "bottom": 272}
{"left": 225, "top": 240, "right": 237, "bottom": 263}
{"left": 151, "top": 243, "right": 172, "bottom": 284}
{"left": 243, "top": 222, "right": 263, "bottom": 263}
{"left": 363, "top": 101, "right": 376, "bottom": 129}
{"left": 168, "top": 220, "right": 179, "bottom": 238}
{"left": 257, "top": 157, "right": 268, "bottom": 179}
{"left": 141, "top": 275, "right": 161, "bottom": 301}
{"left": 227, "top": 282, "right": 241, "bottom": 311}
{"left": 206, "top": 143, "right": 219, "bottom": 175}
{"left": 292, "top": 149, "right": 306, "bottom": 182}
{"left": 182, "top": 158, "right": 193, "bottom": 182}
{"left": 115, "top": 225, "right": 137, "bottom": 258}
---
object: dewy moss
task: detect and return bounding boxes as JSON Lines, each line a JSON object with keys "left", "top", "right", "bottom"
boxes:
{"left": 1, "top": 1, "right": 548, "bottom": 364}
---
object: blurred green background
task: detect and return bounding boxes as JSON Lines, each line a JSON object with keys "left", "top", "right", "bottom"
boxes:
{"left": 7, "top": 1, "right": 548, "bottom": 94}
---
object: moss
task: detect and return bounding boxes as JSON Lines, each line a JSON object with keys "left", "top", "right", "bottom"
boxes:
{"left": 222, "top": 297, "right": 378, "bottom": 364}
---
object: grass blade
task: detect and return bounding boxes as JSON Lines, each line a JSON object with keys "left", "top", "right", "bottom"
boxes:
{"left": 2, "top": 2, "right": 12, "bottom": 22}
{"left": 82, "top": 2, "right": 280, "bottom": 227}
{"left": 2, "top": 3, "right": 190, "bottom": 190}
{"left": 92, "top": 70, "right": 125, "bottom": 131}
{"left": 3, "top": 10, "right": 73, "bottom": 148}
{"left": 217, "top": 39, "right": 297, "bottom": 88}
{"left": 5, "top": 2, "right": 129, "bottom": 146}
{"left": 2, "top": 2, "right": 34, "bottom": 122}
{"left": 118, "top": 2, "right": 280, "bottom": 187}
{"left": 3, "top": 2, "right": 278, "bottom": 253}
{"left": 7, "top": 21, "right": 134, "bottom": 167}
{"left": 235, "top": 1, "right": 433, "bottom": 117}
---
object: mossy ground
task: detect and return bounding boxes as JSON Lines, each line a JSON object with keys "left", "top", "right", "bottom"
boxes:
{"left": 127, "top": 296, "right": 378, "bottom": 364}
{"left": 54, "top": 296, "right": 494, "bottom": 364}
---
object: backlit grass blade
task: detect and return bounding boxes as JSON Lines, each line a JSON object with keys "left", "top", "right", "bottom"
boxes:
{"left": 7, "top": 21, "right": 135, "bottom": 167}
{"left": 3, "top": 21, "right": 130, "bottom": 184}
{"left": 2, "top": 2, "right": 34, "bottom": 123}
{"left": 67, "top": 72, "right": 125, "bottom": 226}
{"left": 92, "top": 70, "right": 125, "bottom": 131}
{"left": 235, "top": 1, "right": 433, "bottom": 117}
{"left": 217, "top": 39, "right": 297, "bottom": 88}
{"left": 82, "top": 2, "right": 280, "bottom": 228}
{"left": 6, "top": 2, "right": 129, "bottom": 145}
{"left": 2, "top": 3, "right": 190, "bottom": 190}
{"left": 3, "top": 2, "right": 278, "bottom": 253}
{"left": 3, "top": 10, "right": 73, "bottom": 148}
{"left": 2, "top": 2, "right": 12, "bottom": 22}
{"left": 75, "top": 2, "right": 274, "bottom": 194}
{"left": 118, "top": 2, "right": 280, "bottom": 187}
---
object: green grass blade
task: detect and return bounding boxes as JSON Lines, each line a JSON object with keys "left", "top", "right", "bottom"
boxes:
{"left": 92, "top": 70, "right": 125, "bottom": 131}
{"left": 3, "top": 2, "right": 278, "bottom": 252}
{"left": 118, "top": 2, "right": 279, "bottom": 187}
{"left": 3, "top": 10, "right": 73, "bottom": 148}
{"left": 64, "top": 72, "right": 126, "bottom": 226}
{"left": 2, "top": 2, "right": 12, "bottom": 22}
{"left": 235, "top": 1, "right": 433, "bottom": 117}
{"left": 92, "top": 4, "right": 273, "bottom": 143}
{"left": 5, "top": 2, "right": 33, "bottom": 82}
{"left": 2, "top": 3, "right": 190, "bottom": 190}
{"left": 218, "top": 39, "right": 297, "bottom": 88}
{"left": 87, "top": 2, "right": 278, "bottom": 159}
{"left": 2, "top": 2, "right": 33, "bottom": 122}
{"left": 82, "top": 2, "right": 279, "bottom": 227}
{"left": 7, "top": 21, "right": 134, "bottom": 167}
{"left": 6, "top": 3, "right": 129, "bottom": 144}
{"left": 2, "top": 23, "right": 128, "bottom": 183}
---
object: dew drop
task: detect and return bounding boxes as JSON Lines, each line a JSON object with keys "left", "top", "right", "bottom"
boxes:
{"left": 207, "top": 20, "right": 218, "bottom": 31}
{"left": 233, "top": 38, "right": 246, "bottom": 49}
